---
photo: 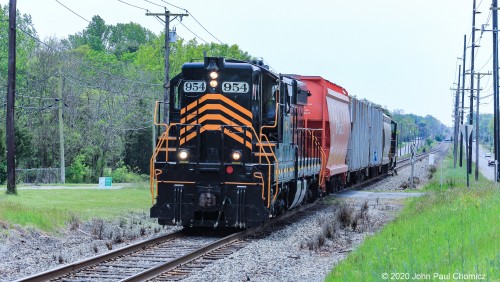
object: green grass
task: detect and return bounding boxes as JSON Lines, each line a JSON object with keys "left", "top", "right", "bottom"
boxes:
{"left": 425, "top": 153, "right": 490, "bottom": 191}
{"left": 0, "top": 185, "right": 151, "bottom": 232}
{"left": 326, "top": 154, "right": 500, "bottom": 281}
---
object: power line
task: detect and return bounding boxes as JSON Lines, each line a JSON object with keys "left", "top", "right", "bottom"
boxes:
{"left": 153, "top": 14, "right": 166, "bottom": 26}
{"left": 54, "top": 0, "right": 90, "bottom": 23}
{"left": 187, "top": 12, "right": 223, "bottom": 44}
{"left": 176, "top": 18, "right": 208, "bottom": 43}
{"left": 478, "top": 53, "right": 493, "bottom": 71}
{"left": 158, "top": 0, "right": 185, "bottom": 11}
{"left": 150, "top": 0, "right": 223, "bottom": 44}
{"left": 116, "top": 0, "right": 149, "bottom": 11}
{"left": 123, "top": 124, "right": 151, "bottom": 131}
{"left": 16, "top": 94, "right": 59, "bottom": 100}
{"left": 143, "top": 0, "right": 166, "bottom": 9}
{"left": 472, "top": 10, "right": 492, "bottom": 63}
{"left": 16, "top": 104, "right": 57, "bottom": 111}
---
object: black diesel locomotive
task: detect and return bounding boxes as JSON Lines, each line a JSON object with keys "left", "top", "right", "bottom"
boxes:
{"left": 150, "top": 57, "right": 324, "bottom": 228}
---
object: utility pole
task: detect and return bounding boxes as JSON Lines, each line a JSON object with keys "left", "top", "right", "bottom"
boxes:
{"left": 146, "top": 9, "right": 188, "bottom": 124}
{"left": 410, "top": 143, "right": 416, "bottom": 188}
{"left": 453, "top": 65, "right": 462, "bottom": 168}
{"left": 58, "top": 69, "right": 65, "bottom": 183}
{"left": 469, "top": 0, "right": 479, "bottom": 174}
{"left": 493, "top": 0, "right": 500, "bottom": 182}
{"left": 6, "top": 0, "right": 17, "bottom": 195}
{"left": 481, "top": 1, "right": 499, "bottom": 181}
{"left": 399, "top": 126, "right": 402, "bottom": 157}
{"left": 474, "top": 72, "right": 490, "bottom": 181}
{"left": 460, "top": 35, "right": 467, "bottom": 167}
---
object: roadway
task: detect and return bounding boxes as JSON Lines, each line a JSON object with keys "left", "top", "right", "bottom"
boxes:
{"left": 466, "top": 141, "right": 495, "bottom": 181}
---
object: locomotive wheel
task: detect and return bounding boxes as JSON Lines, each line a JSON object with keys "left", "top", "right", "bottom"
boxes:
{"left": 326, "top": 180, "right": 334, "bottom": 194}
{"left": 306, "top": 180, "right": 319, "bottom": 203}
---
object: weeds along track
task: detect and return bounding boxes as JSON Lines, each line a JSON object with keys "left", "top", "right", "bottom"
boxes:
{"left": 18, "top": 203, "right": 317, "bottom": 282}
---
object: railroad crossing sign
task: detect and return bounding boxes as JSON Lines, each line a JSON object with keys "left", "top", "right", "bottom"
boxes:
{"left": 460, "top": 124, "right": 473, "bottom": 140}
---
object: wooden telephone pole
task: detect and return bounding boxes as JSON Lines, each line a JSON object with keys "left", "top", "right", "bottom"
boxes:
{"left": 6, "top": 0, "right": 17, "bottom": 194}
{"left": 146, "top": 10, "right": 188, "bottom": 124}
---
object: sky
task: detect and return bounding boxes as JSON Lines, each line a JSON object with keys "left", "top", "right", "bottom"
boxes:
{"left": 2, "top": 0, "right": 493, "bottom": 126}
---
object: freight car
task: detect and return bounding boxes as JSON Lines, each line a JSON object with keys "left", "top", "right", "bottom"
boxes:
{"left": 149, "top": 57, "right": 397, "bottom": 228}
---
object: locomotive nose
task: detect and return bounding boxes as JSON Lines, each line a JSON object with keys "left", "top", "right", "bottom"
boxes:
{"left": 199, "top": 192, "right": 217, "bottom": 208}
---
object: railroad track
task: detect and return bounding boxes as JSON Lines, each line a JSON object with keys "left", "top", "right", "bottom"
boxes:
{"left": 396, "top": 142, "right": 448, "bottom": 169}
{"left": 18, "top": 203, "right": 317, "bottom": 282}
{"left": 347, "top": 142, "right": 448, "bottom": 191}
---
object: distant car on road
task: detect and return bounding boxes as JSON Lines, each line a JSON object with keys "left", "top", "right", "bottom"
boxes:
{"left": 488, "top": 159, "right": 495, "bottom": 166}
{"left": 485, "top": 154, "right": 491, "bottom": 158}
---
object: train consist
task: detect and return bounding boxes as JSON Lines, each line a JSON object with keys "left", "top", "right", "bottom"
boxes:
{"left": 149, "top": 57, "right": 398, "bottom": 228}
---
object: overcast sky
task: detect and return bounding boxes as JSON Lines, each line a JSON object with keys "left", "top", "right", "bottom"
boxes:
{"left": 3, "top": 0, "right": 494, "bottom": 126}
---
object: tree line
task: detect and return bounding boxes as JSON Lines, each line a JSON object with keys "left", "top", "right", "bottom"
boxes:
{"left": 0, "top": 6, "right": 449, "bottom": 184}
{"left": 0, "top": 6, "right": 250, "bottom": 183}
{"left": 392, "top": 110, "right": 449, "bottom": 145}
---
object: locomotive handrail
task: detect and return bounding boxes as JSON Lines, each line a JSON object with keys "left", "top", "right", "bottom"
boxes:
{"left": 150, "top": 101, "right": 170, "bottom": 203}
{"left": 257, "top": 83, "right": 280, "bottom": 208}
{"left": 253, "top": 171, "right": 265, "bottom": 198}
{"left": 247, "top": 126, "right": 278, "bottom": 208}
{"left": 150, "top": 133, "right": 166, "bottom": 203}
{"left": 306, "top": 129, "right": 327, "bottom": 188}
{"left": 153, "top": 101, "right": 168, "bottom": 130}
{"left": 259, "top": 132, "right": 279, "bottom": 206}
{"left": 149, "top": 132, "right": 171, "bottom": 203}
{"left": 149, "top": 121, "right": 183, "bottom": 204}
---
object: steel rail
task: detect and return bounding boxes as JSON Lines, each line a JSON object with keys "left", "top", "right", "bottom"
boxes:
{"left": 122, "top": 202, "right": 317, "bottom": 282}
{"left": 16, "top": 231, "right": 185, "bottom": 282}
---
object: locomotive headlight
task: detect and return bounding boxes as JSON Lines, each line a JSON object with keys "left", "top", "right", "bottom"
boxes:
{"left": 178, "top": 149, "right": 189, "bottom": 160}
{"left": 231, "top": 150, "right": 242, "bottom": 161}
{"left": 210, "top": 80, "right": 218, "bottom": 88}
{"left": 209, "top": 71, "right": 218, "bottom": 79}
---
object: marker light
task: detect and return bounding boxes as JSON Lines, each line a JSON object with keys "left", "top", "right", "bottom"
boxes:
{"left": 225, "top": 166, "right": 234, "bottom": 174}
{"left": 178, "top": 150, "right": 188, "bottom": 160}
{"left": 210, "top": 80, "right": 218, "bottom": 87}
{"left": 209, "top": 71, "right": 218, "bottom": 79}
{"left": 232, "top": 151, "right": 242, "bottom": 161}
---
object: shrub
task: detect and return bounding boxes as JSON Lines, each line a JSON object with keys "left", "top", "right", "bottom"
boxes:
{"left": 338, "top": 204, "right": 354, "bottom": 228}
{"left": 66, "top": 154, "right": 91, "bottom": 183}
{"left": 426, "top": 138, "right": 433, "bottom": 146}
{"left": 0, "top": 160, "right": 6, "bottom": 184}
{"left": 110, "top": 166, "right": 147, "bottom": 183}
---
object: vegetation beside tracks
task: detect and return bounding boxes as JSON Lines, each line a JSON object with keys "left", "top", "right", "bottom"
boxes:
{"left": 326, "top": 154, "right": 500, "bottom": 281}
{"left": 0, "top": 185, "right": 151, "bottom": 232}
